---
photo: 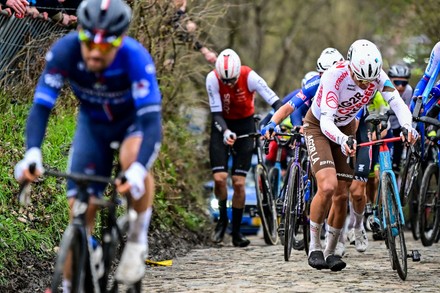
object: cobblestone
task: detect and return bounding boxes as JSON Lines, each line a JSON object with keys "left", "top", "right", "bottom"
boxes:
{"left": 142, "top": 232, "right": 440, "bottom": 292}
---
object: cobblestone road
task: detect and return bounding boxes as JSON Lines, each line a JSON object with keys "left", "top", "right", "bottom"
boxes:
{"left": 143, "top": 231, "right": 440, "bottom": 292}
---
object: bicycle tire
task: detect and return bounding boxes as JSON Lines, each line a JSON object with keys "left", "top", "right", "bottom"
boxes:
{"left": 50, "top": 225, "right": 86, "bottom": 293}
{"left": 284, "top": 165, "right": 302, "bottom": 261}
{"left": 382, "top": 172, "right": 408, "bottom": 280}
{"left": 400, "top": 150, "right": 419, "bottom": 205}
{"left": 418, "top": 162, "right": 440, "bottom": 246}
{"left": 254, "top": 164, "right": 278, "bottom": 245}
{"left": 268, "top": 167, "right": 281, "bottom": 203}
{"left": 303, "top": 174, "right": 316, "bottom": 257}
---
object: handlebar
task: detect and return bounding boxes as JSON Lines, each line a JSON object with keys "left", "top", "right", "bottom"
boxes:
{"left": 346, "top": 135, "right": 355, "bottom": 169}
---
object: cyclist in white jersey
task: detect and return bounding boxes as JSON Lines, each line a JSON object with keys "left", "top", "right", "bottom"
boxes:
{"left": 304, "top": 39, "right": 417, "bottom": 271}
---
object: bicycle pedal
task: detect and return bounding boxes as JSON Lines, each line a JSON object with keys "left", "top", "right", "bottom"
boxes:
{"left": 408, "top": 250, "right": 421, "bottom": 262}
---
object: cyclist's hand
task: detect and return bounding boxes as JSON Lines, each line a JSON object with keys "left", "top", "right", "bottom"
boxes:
{"left": 340, "top": 136, "right": 357, "bottom": 157}
{"left": 260, "top": 121, "right": 276, "bottom": 139}
{"left": 223, "top": 129, "right": 236, "bottom": 146}
{"left": 14, "top": 147, "right": 43, "bottom": 182}
{"left": 117, "top": 162, "right": 146, "bottom": 200}
{"left": 401, "top": 124, "right": 418, "bottom": 145}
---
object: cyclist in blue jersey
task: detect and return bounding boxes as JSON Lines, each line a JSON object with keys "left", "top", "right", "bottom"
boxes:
{"left": 14, "top": 0, "right": 161, "bottom": 289}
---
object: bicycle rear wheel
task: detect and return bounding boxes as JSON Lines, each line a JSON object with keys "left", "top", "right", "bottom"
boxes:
{"left": 419, "top": 162, "right": 440, "bottom": 246}
{"left": 254, "top": 164, "right": 278, "bottom": 245}
{"left": 382, "top": 172, "right": 407, "bottom": 280}
{"left": 51, "top": 225, "right": 86, "bottom": 293}
{"left": 284, "top": 165, "right": 302, "bottom": 261}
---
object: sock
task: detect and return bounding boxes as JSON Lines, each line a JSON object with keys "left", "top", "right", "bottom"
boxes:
{"left": 309, "top": 220, "right": 323, "bottom": 255}
{"left": 324, "top": 225, "right": 341, "bottom": 259}
{"left": 62, "top": 279, "right": 71, "bottom": 293}
{"left": 231, "top": 207, "right": 243, "bottom": 237}
{"left": 128, "top": 207, "right": 152, "bottom": 245}
{"left": 353, "top": 209, "right": 365, "bottom": 230}
{"left": 347, "top": 200, "right": 355, "bottom": 230}
{"left": 338, "top": 224, "right": 346, "bottom": 244}
{"left": 219, "top": 199, "right": 227, "bottom": 222}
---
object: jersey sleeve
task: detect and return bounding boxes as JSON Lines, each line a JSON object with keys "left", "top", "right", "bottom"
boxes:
{"left": 318, "top": 69, "right": 347, "bottom": 145}
{"left": 128, "top": 43, "right": 162, "bottom": 108}
{"left": 287, "top": 76, "right": 320, "bottom": 110}
{"left": 34, "top": 39, "right": 70, "bottom": 109}
{"left": 379, "top": 72, "right": 412, "bottom": 128}
{"left": 247, "top": 70, "right": 280, "bottom": 106}
{"left": 413, "top": 42, "right": 440, "bottom": 97}
{"left": 206, "top": 71, "right": 222, "bottom": 113}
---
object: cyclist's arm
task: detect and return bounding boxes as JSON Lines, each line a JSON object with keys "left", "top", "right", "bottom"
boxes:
{"left": 380, "top": 81, "right": 412, "bottom": 128}
{"left": 26, "top": 41, "right": 68, "bottom": 149}
{"left": 206, "top": 71, "right": 229, "bottom": 133}
{"left": 247, "top": 70, "right": 281, "bottom": 110}
{"left": 413, "top": 41, "right": 440, "bottom": 98}
{"left": 129, "top": 47, "right": 162, "bottom": 168}
{"left": 318, "top": 70, "right": 346, "bottom": 145}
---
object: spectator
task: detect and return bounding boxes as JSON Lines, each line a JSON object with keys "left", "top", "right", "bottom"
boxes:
{"left": 0, "top": 0, "right": 28, "bottom": 16}
{"left": 171, "top": 0, "right": 217, "bottom": 64}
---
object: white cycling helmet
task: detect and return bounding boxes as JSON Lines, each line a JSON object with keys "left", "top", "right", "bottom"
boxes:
{"left": 347, "top": 39, "right": 383, "bottom": 81}
{"left": 301, "top": 71, "right": 319, "bottom": 87}
{"left": 215, "top": 48, "right": 241, "bottom": 81}
{"left": 316, "top": 47, "right": 344, "bottom": 73}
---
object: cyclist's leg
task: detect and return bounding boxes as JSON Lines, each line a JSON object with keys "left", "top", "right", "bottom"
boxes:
{"left": 209, "top": 122, "right": 230, "bottom": 243}
{"left": 303, "top": 111, "right": 337, "bottom": 269}
{"left": 63, "top": 112, "right": 115, "bottom": 288}
{"left": 323, "top": 119, "right": 356, "bottom": 270}
{"left": 229, "top": 116, "right": 255, "bottom": 247}
{"left": 115, "top": 115, "right": 160, "bottom": 285}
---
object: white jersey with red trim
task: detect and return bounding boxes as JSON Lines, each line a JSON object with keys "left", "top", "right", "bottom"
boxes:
{"left": 310, "top": 61, "right": 412, "bottom": 145}
{"left": 206, "top": 67, "right": 279, "bottom": 119}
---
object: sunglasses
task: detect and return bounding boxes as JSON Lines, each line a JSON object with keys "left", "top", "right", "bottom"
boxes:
{"left": 78, "top": 29, "right": 122, "bottom": 53}
{"left": 393, "top": 80, "right": 408, "bottom": 87}
{"left": 221, "top": 77, "right": 238, "bottom": 85}
{"left": 352, "top": 73, "right": 372, "bottom": 85}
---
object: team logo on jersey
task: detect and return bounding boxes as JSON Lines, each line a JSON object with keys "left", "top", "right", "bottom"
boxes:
{"left": 44, "top": 73, "right": 63, "bottom": 89}
{"left": 335, "top": 71, "right": 349, "bottom": 90}
{"left": 132, "top": 79, "right": 150, "bottom": 99}
{"left": 326, "top": 91, "right": 338, "bottom": 109}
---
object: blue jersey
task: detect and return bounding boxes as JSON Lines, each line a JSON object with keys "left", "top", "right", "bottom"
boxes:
{"left": 286, "top": 75, "right": 320, "bottom": 125}
{"left": 27, "top": 32, "right": 162, "bottom": 166}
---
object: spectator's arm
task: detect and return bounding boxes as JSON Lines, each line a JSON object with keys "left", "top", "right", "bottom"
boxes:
{"left": 5, "top": 0, "right": 28, "bottom": 15}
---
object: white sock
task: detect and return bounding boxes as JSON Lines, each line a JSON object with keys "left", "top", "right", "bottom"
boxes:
{"left": 309, "top": 220, "right": 323, "bottom": 255}
{"left": 348, "top": 200, "right": 355, "bottom": 230}
{"left": 128, "top": 207, "right": 152, "bottom": 244}
{"left": 324, "top": 225, "right": 341, "bottom": 259}
{"left": 353, "top": 209, "right": 365, "bottom": 230}
{"left": 62, "top": 279, "right": 71, "bottom": 293}
{"left": 338, "top": 224, "right": 346, "bottom": 244}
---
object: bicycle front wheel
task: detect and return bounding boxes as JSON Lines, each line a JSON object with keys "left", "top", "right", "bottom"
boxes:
{"left": 255, "top": 164, "right": 278, "bottom": 245}
{"left": 51, "top": 225, "right": 87, "bottom": 293}
{"left": 419, "top": 162, "right": 440, "bottom": 247}
{"left": 382, "top": 172, "right": 407, "bottom": 280}
{"left": 303, "top": 174, "right": 316, "bottom": 257}
{"left": 284, "top": 165, "right": 302, "bottom": 261}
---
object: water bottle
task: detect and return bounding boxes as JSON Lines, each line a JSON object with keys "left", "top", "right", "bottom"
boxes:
{"left": 89, "top": 236, "right": 104, "bottom": 278}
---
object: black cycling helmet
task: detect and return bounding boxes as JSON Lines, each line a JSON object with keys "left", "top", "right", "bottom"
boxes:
{"left": 77, "top": 0, "right": 132, "bottom": 39}
{"left": 388, "top": 64, "right": 411, "bottom": 79}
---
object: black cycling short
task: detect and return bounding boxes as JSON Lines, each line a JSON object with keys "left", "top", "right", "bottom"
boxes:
{"left": 210, "top": 115, "right": 255, "bottom": 177}
{"left": 354, "top": 115, "right": 372, "bottom": 182}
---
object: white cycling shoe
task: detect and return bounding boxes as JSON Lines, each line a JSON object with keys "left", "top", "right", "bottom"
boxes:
{"left": 346, "top": 228, "right": 355, "bottom": 245}
{"left": 115, "top": 242, "right": 148, "bottom": 285}
{"left": 335, "top": 241, "right": 345, "bottom": 257}
{"left": 354, "top": 227, "right": 368, "bottom": 252}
